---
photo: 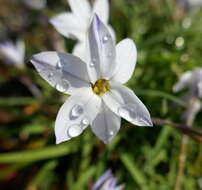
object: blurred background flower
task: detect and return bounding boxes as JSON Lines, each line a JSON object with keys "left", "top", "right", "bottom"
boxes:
{"left": 92, "top": 169, "right": 124, "bottom": 190}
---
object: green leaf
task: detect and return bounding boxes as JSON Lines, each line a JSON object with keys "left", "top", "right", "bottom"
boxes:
{"left": 0, "top": 142, "right": 78, "bottom": 163}
{"left": 121, "top": 153, "right": 148, "bottom": 190}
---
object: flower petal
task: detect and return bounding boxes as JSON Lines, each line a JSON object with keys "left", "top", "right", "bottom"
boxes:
{"left": 72, "top": 41, "right": 87, "bottom": 62}
{"left": 92, "top": 170, "right": 113, "bottom": 190}
{"left": 91, "top": 101, "right": 121, "bottom": 144}
{"left": 87, "top": 15, "right": 116, "bottom": 83}
{"left": 173, "top": 71, "right": 192, "bottom": 92}
{"left": 31, "top": 51, "right": 90, "bottom": 95}
{"left": 93, "top": 0, "right": 109, "bottom": 24}
{"left": 55, "top": 88, "right": 101, "bottom": 144}
{"left": 68, "top": 0, "right": 91, "bottom": 23}
{"left": 111, "top": 39, "right": 137, "bottom": 84}
{"left": 107, "top": 25, "right": 116, "bottom": 42}
{"left": 198, "top": 81, "right": 202, "bottom": 98}
{"left": 23, "top": 0, "right": 46, "bottom": 10}
{"left": 103, "top": 82, "right": 153, "bottom": 127}
{"left": 0, "top": 41, "right": 24, "bottom": 65}
{"left": 50, "top": 13, "right": 85, "bottom": 40}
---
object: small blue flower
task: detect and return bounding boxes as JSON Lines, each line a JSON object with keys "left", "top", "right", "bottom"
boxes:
{"left": 92, "top": 169, "right": 124, "bottom": 190}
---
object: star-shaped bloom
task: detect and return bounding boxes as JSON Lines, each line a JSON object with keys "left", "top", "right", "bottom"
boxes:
{"left": 31, "top": 15, "right": 152, "bottom": 144}
{"left": 92, "top": 169, "right": 124, "bottom": 190}
{"left": 0, "top": 40, "right": 25, "bottom": 68}
{"left": 173, "top": 68, "right": 202, "bottom": 98}
{"left": 50, "top": 0, "right": 114, "bottom": 60}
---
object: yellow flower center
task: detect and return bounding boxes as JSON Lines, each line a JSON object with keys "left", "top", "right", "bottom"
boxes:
{"left": 92, "top": 79, "right": 110, "bottom": 95}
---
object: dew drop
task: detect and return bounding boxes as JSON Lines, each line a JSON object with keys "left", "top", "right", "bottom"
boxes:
{"left": 56, "top": 79, "right": 69, "bottom": 92}
{"left": 90, "top": 58, "right": 96, "bottom": 67}
{"left": 118, "top": 105, "right": 136, "bottom": 122}
{"left": 118, "top": 106, "right": 132, "bottom": 122}
{"left": 90, "top": 63, "right": 95, "bottom": 67}
{"left": 109, "top": 131, "right": 114, "bottom": 136}
{"left": 67, "top": 124, "right": 83, "bottom": 137}
{"left": 70, "top": 104, "right": 84, "bottom": 120}
{"left": 48, "top": 72, "right": 53, "bottom": 79}
{"left": 103, "top": 35, "right": 110, "bottom": 43}
{"left": 81, "top": 117, "right": 90, "bottom": 129}
{"left": 56, "top": 61, "right": 62, "bottom": 70}
{"left": 81, "top": 117, "right": 90, "bottom": 126}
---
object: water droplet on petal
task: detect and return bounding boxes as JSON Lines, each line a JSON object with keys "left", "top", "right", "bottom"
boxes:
{"left": 81, "top": 117, "right": 90, "bottom": 126}
{"left": 90, "top": 58, "right": 96, "bottom": 67}
{"left": 48, "top": 72, "right": 53, "bottom": 79}
{"left": 103, "top": 35, "right": 110, "bottom": 43}
{"left": 68, "top": 124, "right": 83, "bottom": 137}
{"left": 56, "top": 61, "right": 62, "bottom": 70}
{"left": 109, "top": 131, "right": 114, "bottom": 136}
{"left": 90, "top": 63, "right": 95, "bottom": 67}
{"left": 118, "top": 105, "right": 136, "bottom": 122}
{"left": 56, "top": 79, "right": 69, "bottom": 93}
{"left": 81, "top": 117, "right": 90, "bottom": 129}
{"left": 70, "top": 104, "right": 84, "bottom": 120}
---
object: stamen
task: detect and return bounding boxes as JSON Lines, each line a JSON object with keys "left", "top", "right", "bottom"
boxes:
{"left": 92, "top": 79, "right": 110, "bottom": 95}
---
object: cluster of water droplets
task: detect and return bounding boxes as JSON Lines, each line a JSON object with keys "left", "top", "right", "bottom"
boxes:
{"left": 48, "top": 60, "right": 70, "bottom": 93}
{"left": 89, "top": 34, "right": 113, "bottom": 69}
{"left": 67, "top": 104, "right": 90, "bottom": 138}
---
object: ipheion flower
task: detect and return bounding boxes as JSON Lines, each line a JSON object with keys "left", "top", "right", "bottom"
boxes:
{"left": 50, "top": 0, "right": 114, "bottom": 61}
{"left": 173, "top": 68, "right": 202, "bottom": 98}
{"left": 92, "top": 169, "right": 124, "bottom": 190}
{"left": 31, "top": 15, "right": 153, "bottom": 144}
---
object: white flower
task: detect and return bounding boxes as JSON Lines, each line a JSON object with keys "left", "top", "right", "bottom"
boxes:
{"left": 31, "top": 15, "right": 152, "bottom": 144}
{"left": 0, "top": 40, "right": 25, "bottom": 67}
{"left": 173, "top": 68, "right": 202, "bottom": 98}
{"left": 23, "top": 0, "right": 47, "bottom": 10}
{"left": 50, "top": 0, "right": 114, "bottom": 61}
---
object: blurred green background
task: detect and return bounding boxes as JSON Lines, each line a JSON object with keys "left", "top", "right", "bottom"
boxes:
{"left": 0, "top": 0, "right": 202, "bottom": 189}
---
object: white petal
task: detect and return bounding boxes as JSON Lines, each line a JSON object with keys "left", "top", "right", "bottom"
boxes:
{"left": 111, "top": 39, "right": 137, "bottom": 84}
{"left": 103, "top": 82, "right": 153, "bottom": 127}
{"left": 91, "top": 101, "right": 121, "bottom": 144}
{"left": 0, "top": 41, "right": 24, "bottom": 65}
{"left": 16, "top": 39, "right": 25, "bottom": 62}
{"left": 173, "top": 71, "right": 192, "bottom": 92}
{"left": 87, "top": 15, "right": 116, "bottom": 83}
{"left": 68, "top": 0, "right": 91, "bottom": 23}
{"left": 93, "top": 0, "right": 109, "bottom": 24}
{"left": 197, "top": 81, "right": 202, "bottom": 98}
{"left": 72, "top": 42, "right": 88, "bottom": 62}
{"left": 55, "top": 88, "right": 101, "bottom": 144}
{"left": 23, "top": 0, "right": 46, "bottom": 10}
{"left": 50, "top": 13, "right": 85, "bottom": 40}
{"left": 31, "top": 51, "right": 90, "bottom": 95}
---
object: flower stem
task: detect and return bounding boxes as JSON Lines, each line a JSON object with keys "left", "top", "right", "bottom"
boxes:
{"left": 174, "top": 97, "right": 201, "bottom": 190}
